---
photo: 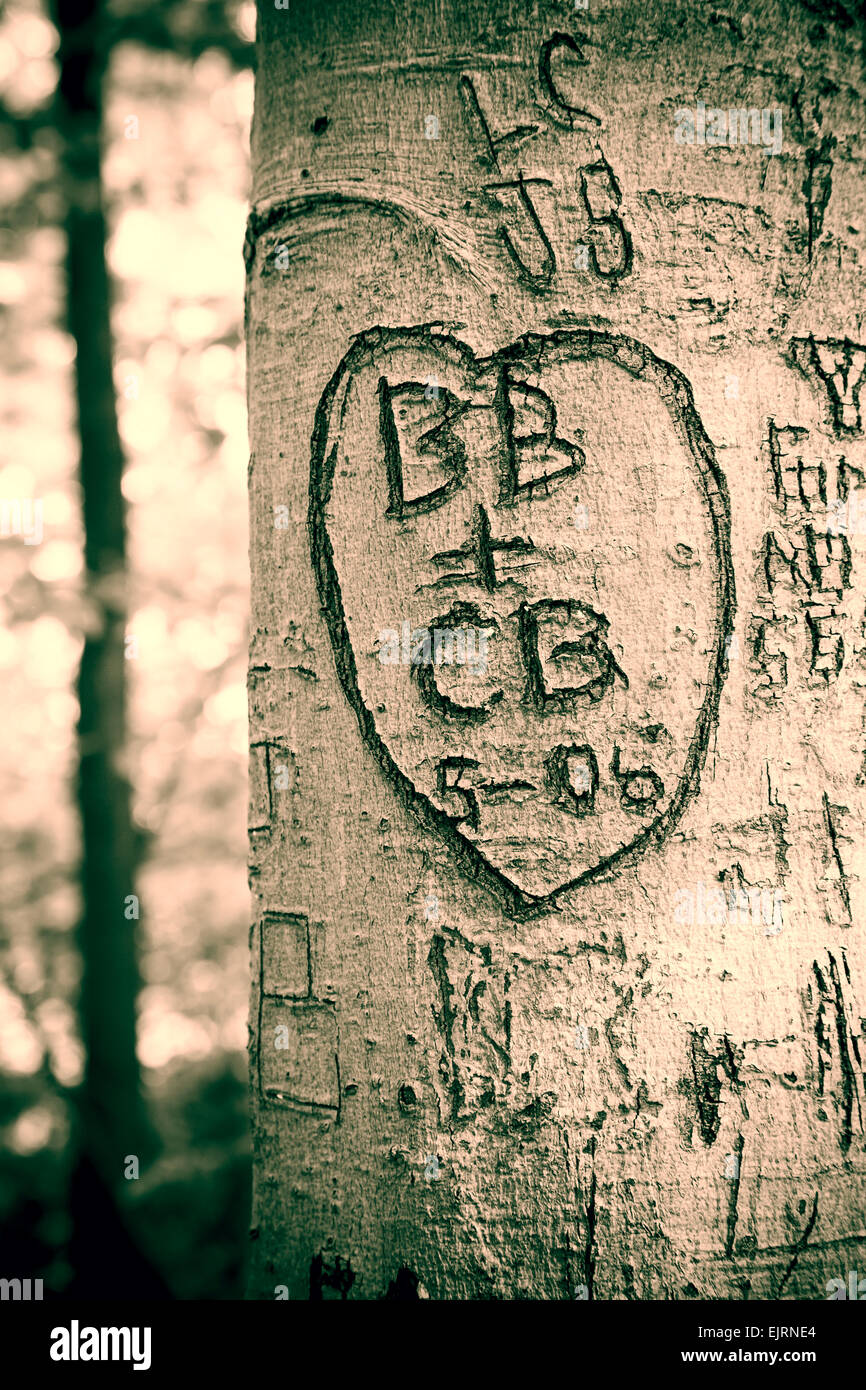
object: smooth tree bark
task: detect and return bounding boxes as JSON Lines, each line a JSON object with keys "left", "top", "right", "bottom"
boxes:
{"left": 247, "top": 0, "right": 866, "bottom": 1299}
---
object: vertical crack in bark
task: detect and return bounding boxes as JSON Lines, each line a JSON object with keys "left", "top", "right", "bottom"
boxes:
{"left": 604, "top": 983, "right": 634, "bottom": 1090}
{"left": 428, "top": 933, "right": 456, "bottom": 1058}
{"left": 766, "top": 763, "right": 791, "bottom": 884}
{"left": 688, "top": 1029, "right": 724, "bottom": 1145}
{"left": 583, "top": 1140, "right": 598, "bottom": 1301}
{"left": 813, "top": 960, "right": 831, "bottom": 1100}
{"left": 722, "top": 1035, "right": 749, "bottom": 1119}
{"left": 803, "top": 136, "right": 835, "bottom": 263}
{"left": 428, "top": 932, "right": 464, "bottom": 1124}
{"left": 813, "top": 953, "right": 865, "bottom": 1150}
{"left": 725, "top": 1134, "right": 746, "bottom": 1257}
{"left": 822, "top": 792, "right": 852, "bottom": 923}
{"left": 827, "top": 952, "right": 864, "bottom": 1150}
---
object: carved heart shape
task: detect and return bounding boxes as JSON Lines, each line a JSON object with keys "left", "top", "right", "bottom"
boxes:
{"left": 309, "top": 327, "right": 734, "bottom": 913}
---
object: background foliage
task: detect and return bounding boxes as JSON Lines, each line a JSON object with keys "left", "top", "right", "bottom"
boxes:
{"left": 0, "top": 0, "right": 254, "bottom": 1298}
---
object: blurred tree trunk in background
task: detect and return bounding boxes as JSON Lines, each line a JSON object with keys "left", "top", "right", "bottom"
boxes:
{"left": 247, "top": 0, "right": 866, "bottom": 1297}
{"left": 50, "top": 0, "right": 162, "bottom": 1295}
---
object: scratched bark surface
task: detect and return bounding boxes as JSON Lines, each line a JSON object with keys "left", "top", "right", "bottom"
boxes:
{"left": 246, "top": 0, "right": 866, "bottom": 1299}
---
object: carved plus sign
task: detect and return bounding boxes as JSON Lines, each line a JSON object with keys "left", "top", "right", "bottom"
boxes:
{"left": 431, "top": 503, "right": 534, "bottom": 591}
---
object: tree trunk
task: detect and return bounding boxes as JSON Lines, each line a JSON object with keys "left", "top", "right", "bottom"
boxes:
{"left": 246, "top": 0, "right": 866, "bottom": 1299}
{"left": 52, "top": 0, "right": 162, "bottom": 1295}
